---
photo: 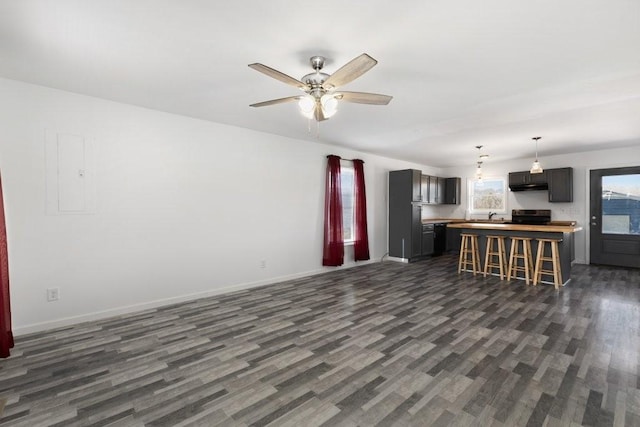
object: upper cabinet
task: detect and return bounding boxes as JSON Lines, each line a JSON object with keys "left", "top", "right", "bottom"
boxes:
{"left": 443, "top": 177, "right": 461, "bottom": 205}
{"left": 421, "top": 175, "right": 440, "bottom": 204}
{"left": 421, "top": 175, "right": 459, "bottom": 205}
{"left": 436, "top": 177, "right": 446, "bottom": 204}
{"left": 508, "top": 170, "right": 548, "bottom": 190}
{"left": 389, "top": 169, "right": 423, "bottom": 203}
{"left": 508, "top": 167, "right": 573, "bottom": 203}
{"left": 547, "top": 167, "right": 573, "bottom": 202}
{"left": 389, "top": 170, "right": 461, "bottom": 206}
{"left": 411, "top": 169, "right": 422, "bottom": 202}
{"left": 420, "top": 174, "right": 430, "bottom": 203}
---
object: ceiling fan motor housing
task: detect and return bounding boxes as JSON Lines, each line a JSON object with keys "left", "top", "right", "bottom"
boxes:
{"left": 302, "top": 72, "right": 330, "bottom": 87}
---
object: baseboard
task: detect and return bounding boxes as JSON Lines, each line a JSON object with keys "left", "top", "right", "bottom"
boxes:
{"left": 13, "top": 258, "right": 379, "bottom": 336}
{"left": 386, "top": 256, "right": 409, "bottom": 263}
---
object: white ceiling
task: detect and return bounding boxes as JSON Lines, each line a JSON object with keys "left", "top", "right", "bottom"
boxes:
{"left": 1, "top": 0, "right": 639, "bottom": 167}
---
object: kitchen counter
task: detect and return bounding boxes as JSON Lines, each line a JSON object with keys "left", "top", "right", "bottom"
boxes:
{"left": 421, "top": 218, "right": 466, "bottom": 224}
{"left": 446, "top": 222, "right": 582, "bottom": 233}
{"left": 446, "top": 221, "right": 583, "bottom": 286}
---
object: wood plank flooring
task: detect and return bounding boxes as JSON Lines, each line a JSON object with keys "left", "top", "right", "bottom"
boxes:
{"left": 1, "top": 254, "right": 640, "bottom": 426}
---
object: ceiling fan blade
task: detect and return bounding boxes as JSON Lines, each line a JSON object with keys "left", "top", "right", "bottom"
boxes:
{"left": 248, "top": 63, "right": 309, "bottom": 90}
{"left": 250, "top": 96, "right": 301, "bottom": 108}
{"left": 322, "top": 53, "right": 378, "bottom": 89}
{"left": 337, "top": 91, "right": 393, "bottom": 105}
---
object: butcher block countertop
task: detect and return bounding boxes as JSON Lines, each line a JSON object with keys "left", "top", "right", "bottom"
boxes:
{"left": 421, "top": 219, "right": 467, "bottom": 224}
{"left": 445, "top": 221, "right": 582, "bottom": 233}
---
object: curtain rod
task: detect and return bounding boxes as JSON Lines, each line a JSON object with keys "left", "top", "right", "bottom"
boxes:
{"left": 326, "top": 155, "right": 363, "bottom": 163}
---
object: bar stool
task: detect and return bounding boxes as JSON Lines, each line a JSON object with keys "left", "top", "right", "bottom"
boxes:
{"left": 484, "top": 235, "right": 508, "bottom": 280}
{"left": 507, "top": 237, "right": 534, "bottom": 285}
{"left": 533, "top": 238, "right": 563, "bottom": 289}
{"left": 458, "top": 233, "right": 481, "bottom": 275}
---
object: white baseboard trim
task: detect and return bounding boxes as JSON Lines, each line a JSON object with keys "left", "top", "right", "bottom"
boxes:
{"left": 386, "top": 256, "right": 409, "bottom": 263}
{"left": 13, "top": 258, "right": 379, "bottom": 336}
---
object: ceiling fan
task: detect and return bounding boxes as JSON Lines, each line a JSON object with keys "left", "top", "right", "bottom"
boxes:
{"left": 248, "top": 53, "right": 392, "bottom": 121}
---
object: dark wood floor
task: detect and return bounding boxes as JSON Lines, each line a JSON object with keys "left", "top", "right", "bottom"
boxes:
{"left": 1, "top": 254, "right": 640, "bottom": 426}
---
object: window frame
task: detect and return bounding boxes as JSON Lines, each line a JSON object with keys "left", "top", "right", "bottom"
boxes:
{"left": 468, "top": 176, "right": 508, "bottom": 214}
{"left": 340, "top": 160, "right": 355, "bottom": 245}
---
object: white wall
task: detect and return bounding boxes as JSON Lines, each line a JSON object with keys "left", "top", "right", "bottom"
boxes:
{"left": 0, "top": 77, "right": 433, "bottom": 335}
{"left": 431, "top": 146, "right": 640, "bottom": 264}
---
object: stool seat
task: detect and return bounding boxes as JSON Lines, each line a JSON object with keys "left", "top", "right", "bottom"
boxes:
{"left": 484, "top": 235, "right": 507, "bottom": 280}
{"left": 534, "top": 238, "right": 563, "bottom": 289}
{"left": 507, "top": 237, "right": 534, "bottom": 285}
{"left": 458, "top": 233, "right": 481, "bottom": 275}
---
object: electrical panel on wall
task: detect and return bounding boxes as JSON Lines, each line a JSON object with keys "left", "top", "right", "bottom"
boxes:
{"left": 45, "top": 130, "right": 96, "bottom": 215}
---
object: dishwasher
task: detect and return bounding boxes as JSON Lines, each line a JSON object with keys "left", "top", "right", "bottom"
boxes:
{"left": 433, "top": 223, "right": 447, "bottom": 256}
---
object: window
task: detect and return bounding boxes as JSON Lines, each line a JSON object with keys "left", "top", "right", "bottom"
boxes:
{"left": 340, "top": 161, "right": 355, "bottom": 243}
{"left": 602, "top": 174, "right": 640, "bottom": 235}
{"left": 468, "top": 177, "right": 507, "bottom": 213}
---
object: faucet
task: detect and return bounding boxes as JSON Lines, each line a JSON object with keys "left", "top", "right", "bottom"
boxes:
{"left": 488, "top": 212, "right": 496, "bottom": 220}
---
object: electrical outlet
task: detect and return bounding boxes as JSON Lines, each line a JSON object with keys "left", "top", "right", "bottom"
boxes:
{"left": 46, "top": 287, "right": 60, "bottom": 302}
{"left": 260, "top": 260, "right": 267, "bottom": 269}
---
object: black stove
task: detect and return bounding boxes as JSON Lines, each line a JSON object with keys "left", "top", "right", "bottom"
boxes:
{"left": 510, "top": 209, "right": 551, "bottom": 225}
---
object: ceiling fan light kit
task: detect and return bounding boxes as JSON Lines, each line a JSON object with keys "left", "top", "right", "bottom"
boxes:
{"left": 298, "top": 95, "right": 315, "bottom": 118}
{"left": 249, "top": 53, "right": 392, "bottom": 122}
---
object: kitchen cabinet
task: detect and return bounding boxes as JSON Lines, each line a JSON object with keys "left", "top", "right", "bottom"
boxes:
{"left": 508, "top": 167, "right": 573, "bottom": 202}
{"left": 428, "top": 176, "right": 438, "bottom": 204}
{"left": 421, "top": 175, "right": 440, "bottom": 204}
{"left": 420, "top": 175, "right": 429, "bottom": 203}
{"left": 389, "top": 170, "right": 426, "bottom": 261}
{"left": 443, "top": 177, "right": 461, "bottom": 205}
{"left": 508, "top": 170, "right": 548, "bottom": 187}
{"left": 410, "top": 169, "right": 422, "bottom": 202}
{"left": 436, "top": 177, "right": 446, "bottom": 204}
{"left": 411, "top": 205, "right": 423, "bottom": 258}
{"left": 421, "top": 224, "right": 435, "bottom": 256}
{"left": 547, "top": 167, "right": 573, "bottom": 202}
{"left": 389, "top": 170, "right": 462, "bottom": 260}
{"left": 446, "top": 226, "right": 461, "bottom": 252}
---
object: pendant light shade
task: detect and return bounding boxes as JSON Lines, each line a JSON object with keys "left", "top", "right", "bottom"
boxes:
{"left": 530, "top": 136, "right": 543, "bottom": 174}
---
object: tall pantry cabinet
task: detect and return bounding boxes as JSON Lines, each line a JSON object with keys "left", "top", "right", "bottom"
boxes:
{"left": 388, "top": 169, "right": 429, "bottom": 262}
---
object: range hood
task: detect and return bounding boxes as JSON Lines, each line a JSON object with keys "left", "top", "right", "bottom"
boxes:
{"left": 509, "top": 182, "right": 549, "bottom": 192}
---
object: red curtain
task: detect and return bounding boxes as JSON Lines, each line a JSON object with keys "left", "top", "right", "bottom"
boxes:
{"left": 322, "top": 155, "right": 344, "bottom": 266}
{"left": 0, "top": 172, "right": 13, "bottom": 358}
{"left": 352, "top": 159, "right": 370, "bottom": 261}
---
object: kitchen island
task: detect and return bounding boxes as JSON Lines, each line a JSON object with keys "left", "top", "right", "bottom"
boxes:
{"left": 447, "top": 221, "right": 583, "bottom": 286}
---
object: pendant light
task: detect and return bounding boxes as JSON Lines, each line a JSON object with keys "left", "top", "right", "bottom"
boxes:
{"left": 475, "top": 145, "right": 488, "bottom": 180}
{"left": 530, "top": 136, "right": 543, "bottom": 174}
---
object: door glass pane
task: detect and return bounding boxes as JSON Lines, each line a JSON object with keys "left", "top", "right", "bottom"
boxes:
{"left": 602, "top": 174, "right": 640, "bottom": 235}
